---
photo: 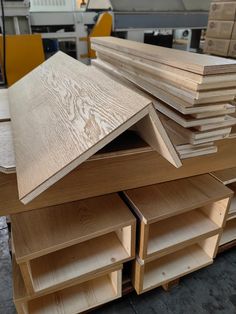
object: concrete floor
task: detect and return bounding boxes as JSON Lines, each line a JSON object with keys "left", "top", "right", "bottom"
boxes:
{"left": 1, "top": 216, "right": 236, "bottom": 314}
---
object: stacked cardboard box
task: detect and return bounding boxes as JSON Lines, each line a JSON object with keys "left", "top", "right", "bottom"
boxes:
{"left": 204, "top": 0, "right": 236, "bottom": 57}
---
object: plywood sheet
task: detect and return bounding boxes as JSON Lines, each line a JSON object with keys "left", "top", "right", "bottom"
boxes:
{"left": 124, "top": 174, "right": 232, "bottom": 224}
{"left": 91, "top": 37, "right": 236, "bottom": 75}
{"left": 9, "top": 52, "right": 172, "bottom": 204}
{"left": 211, "top": 168, "right": 236, "bottom": 185}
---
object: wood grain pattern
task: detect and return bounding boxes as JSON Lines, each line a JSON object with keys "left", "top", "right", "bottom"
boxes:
{"left": 0, "top": 89, "right": 10, "bottom": 121}
{"left": 123, "top": 174, "right": 233, "bottom": 224}
{"left": 1, "top": 138, "right": 236, "bottom": 216}
{"left": 11, "top": 193, "right": 135, "bottom": 263}
{"left": 91, "top": 37, "right": 236, "bottom": 75}
{"left": 8, "top": 52, "right": 153, "bottom": 204}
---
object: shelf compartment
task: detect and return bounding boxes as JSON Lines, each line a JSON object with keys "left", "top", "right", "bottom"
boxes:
{"left": 147, "top": 209, "right": 221, "bottom": 260}
{"left": 228, "top": 183, "right": 236, "bottom": 220}
{"left": 133, "top": 237, "right": 218, "bottom": 295}
{"left": 11, "top": 193, "right": 136, "bottom": 295}
{"left": 13, "top": 258, "right": 122, "bottom": 314}
{"left": 29, "top": 231, "right": 130, "bottom": 295}
{"left": 124, "top": 174, "right": 232, "bottom": 260}
{"left": 220, "top": 219, "right": 236, "bottom": 246}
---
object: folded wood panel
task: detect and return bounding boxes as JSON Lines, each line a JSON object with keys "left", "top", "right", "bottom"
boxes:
{"left": 8, "top": 51, "right": 181, "bottom": 205}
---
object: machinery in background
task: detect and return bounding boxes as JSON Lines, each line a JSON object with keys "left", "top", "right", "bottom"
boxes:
{"left": 0, "top": 0, "right": 212, "bottom": 65}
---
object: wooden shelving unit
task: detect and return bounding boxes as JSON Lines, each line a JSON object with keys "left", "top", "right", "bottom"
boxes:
{"left": 13, "top": 258, "right": 122, "bottom": 314}
{"left": 211, "top": 168, "right": 236, "bottom": 249}
{"left": 123, "top": 174, "right": 232, "bottom": 294}
{"left": 11, "top": 193, "right": 136, "bottom": 312}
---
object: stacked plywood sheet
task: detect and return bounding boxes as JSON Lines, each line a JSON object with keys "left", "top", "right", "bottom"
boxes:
{"left": 123, "top": 174, "right": 233, "bottom": 294}
{"left": 211, "top": 168, "right": 236, "bottom": 248}
{"left": 91, "top": 36, "right": 236, "bottom": 159}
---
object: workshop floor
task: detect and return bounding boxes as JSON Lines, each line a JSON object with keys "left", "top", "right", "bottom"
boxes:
{"left": 1, "top": 216, "right": 236, "bottom": 314}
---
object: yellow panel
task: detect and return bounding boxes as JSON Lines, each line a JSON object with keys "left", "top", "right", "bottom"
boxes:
{"left": 0, "top": 34, "right": 45, "bottom": 86}
{"left": 89, "top": 12, "right": 112, "bottom": 58}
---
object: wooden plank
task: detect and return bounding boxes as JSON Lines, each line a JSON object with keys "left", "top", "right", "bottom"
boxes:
{"left": 95, "top": 52, "right": 236, "bottom": 105}
{"left": 93, "top": 44, "right": 236, "bottom": 91}
{"left": 191, "top": 104, "right": 235, "bottom": 119}
{"left": 154, "top": 101, "right": 226, "bottom": 128}
{"left": 0, "top": 122, "right": 15, "bottom": 174}
{"left": 123, "top": 174, "right": 233, "bottom": 224}
{"left": 91, "top": 37, "right": 236, "bottom": 75}
{"left": 147, "top": 210, "right": 220, "bottom": 259}
{"left": 220, "top": 219, "right": 236, "bottom": 246}
{"left": 195, "top": 115, "right": 236, "bottom": 131}
{"left": 1, "top": 137, "right": 236, "bottom": 216}
{"left": 11, "top": 193, "right": 135, "bottom": 263}
{"left": 0, "top": 89, "right": 10, "bottom": 121}
{"left": 9, "top": 52, "right": 182, "bottom": 204}
{"left": 228, "top": 183, "right": 236, "bottom": 217}
{"left": 92, "top": 58, "right": 233, "bottom": 115}
{"left": 211, "top": 167, "right": 236, "bottom": 185}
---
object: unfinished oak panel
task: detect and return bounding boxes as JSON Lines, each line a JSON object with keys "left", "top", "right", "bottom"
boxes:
{"left": 8, "top": 51, "right": 153, "bottom": 204}
{"left": 132, "top": 240, "right": 215, "bottom": 294}
{"left": 11, "top": 193, "right": 136, "bottom": 263}
{"left": 1, "top": 138, "right": 236, "bottom": 217}
{"left": 91, "top": 37, "right": 236, "bottom": 75}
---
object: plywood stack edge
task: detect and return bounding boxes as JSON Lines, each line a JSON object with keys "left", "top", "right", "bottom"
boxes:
{"left": 11, "top": 193, "right": 136, "bottom": 314}
{"left": 122, "top": 174, "right": 232, "bottom": 294}
{"left": 210, "top": 167, "right": 236, "bottom": 249}
{"left": 91, "top": 36, "right": 236, "bottom": 159}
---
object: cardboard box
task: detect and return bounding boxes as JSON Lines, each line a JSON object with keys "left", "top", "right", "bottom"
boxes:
{"left": 209, "top": 2, "right": 236, "bottom": 20}
{"left": 206, "top": 20, "right": 234, "bottom": 39}
{"left": 204, "top": 37, "right": 230, "bottom": 56}
{"left": 228, "top": 40, "right": 236, "bottom": 57}
{"left": 232, "top": 22, "right": 236, "bottom": 39}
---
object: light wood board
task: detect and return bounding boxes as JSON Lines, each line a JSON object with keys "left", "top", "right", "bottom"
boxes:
{"left": 211, "top": 168, "right": 236, "bottom": 185}
{"left": 0, "top": 89, "right": 10, "bottom": 121}
{"left": 124, "top": 174, "right": 232, "bottom": 224}
{"left": 91, "top": 37, "right": 236, "bottom": 75}
{"left": 93, "top": 58, "right": 233, "bottom": 115}
{"left": 220, "top": 219, "right": 236, "bottom": 246}
{"left": 93, "top": 44, "right": 236, "bottom": 91}
{"left": 9, "top": 51, "right": 181, "bottom": 204}
{"left": 11, "top": 193, "right": 135, "bottom": 263}
{"left": 95, "top": 52, "right": 236, "bottom": 105}
{"left": 1, "top": 138, "right": 236, "bottom": 217}
{"left": 195, "top": 115, "right": 236, "bottom": 131}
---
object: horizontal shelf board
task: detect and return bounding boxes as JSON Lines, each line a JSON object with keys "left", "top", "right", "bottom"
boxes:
{"left": 143, "top": 244, "right": 213, "bottom": 292}
{"left": 124, "top": 174, "right": 232, "bottom": 224}
{"left": 28, "top": 273, "right": 119, "bottom": 314}
{"left": 12, "top": 193, "right": 135, "bottom": 263}
{"left": 30, "top": 232, "right": 129, "bottom": 293}
{"left": 147, "top": 210, "right": 220, "bottom": 257}
{"left": 220, "top": 219, "right": 236, "bottom": 246}
{"left": 211, "top": 168, "right": 236, "bottom": 185}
